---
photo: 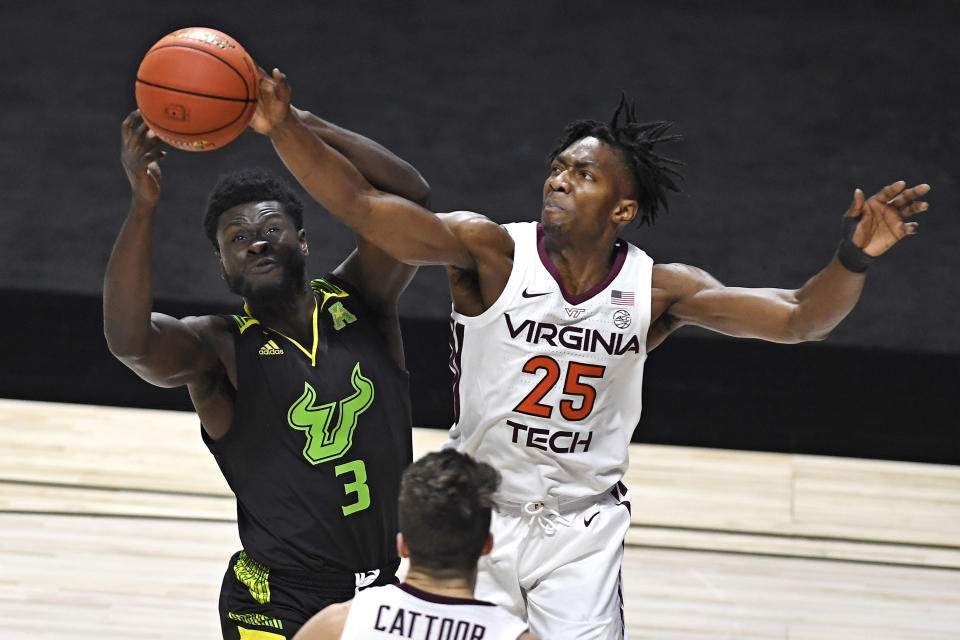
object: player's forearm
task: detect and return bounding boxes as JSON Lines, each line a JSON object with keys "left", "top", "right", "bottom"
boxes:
{"left": 268, "top": 110, "right": 382, "bottom": 232}
{"left": 787, "top": 255, "right": 866, "bottom": 341}
{"left": 269, "top": 111, "right": 473, "bottom": 268}
{"left": 103, "top": 198, "right": 159, "bottom": 358}
{"left": 294, "top": 108, "right": 431, "bottom": 207}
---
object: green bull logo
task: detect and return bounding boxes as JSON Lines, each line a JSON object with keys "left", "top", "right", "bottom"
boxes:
{"left": 287, "top": 363, "right": 374, "bottom": 465}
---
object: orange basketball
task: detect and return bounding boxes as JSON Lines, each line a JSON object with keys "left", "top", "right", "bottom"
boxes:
{"left": 135, "top": 27, "right": 258, "bottom": 152}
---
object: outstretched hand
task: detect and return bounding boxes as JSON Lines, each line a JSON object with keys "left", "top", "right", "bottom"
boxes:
{"left": 847, "top": 180, "right": 930, "bottom": 257}
{"left": 121, "top": 110, "right": 165, "bottom": 204}
{"left": 249, "top": 67, "right": 293, "bottom": 134}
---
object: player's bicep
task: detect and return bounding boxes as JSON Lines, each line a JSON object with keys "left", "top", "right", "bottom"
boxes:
{"left": 356, "top": 194, "right": 476, "bottom": 268}
{"left": 120, "top": 313, "right": 222, "bottom": 388}
{"left": 672, "top": 285, "right": 802, "bottom": 342}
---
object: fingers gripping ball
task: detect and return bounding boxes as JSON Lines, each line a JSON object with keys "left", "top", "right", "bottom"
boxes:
{"left": 135, "top": 27, "right": 258, "bottom": 152}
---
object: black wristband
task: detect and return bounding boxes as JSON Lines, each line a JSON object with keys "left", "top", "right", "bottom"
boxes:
{"left": 836, "top": 215, "right": 874, "bottom": 273}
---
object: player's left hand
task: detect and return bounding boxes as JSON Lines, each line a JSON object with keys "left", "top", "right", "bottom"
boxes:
{"left": 249, "top": 67, "right": 293, "bottom": 134}
{"left": 847, "top": 181, "right": 930, "bottom": 256}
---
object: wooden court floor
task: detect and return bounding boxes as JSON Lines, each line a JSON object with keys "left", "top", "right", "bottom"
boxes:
{"left": 1, "top": 399, "right": 958, "bottom": 639}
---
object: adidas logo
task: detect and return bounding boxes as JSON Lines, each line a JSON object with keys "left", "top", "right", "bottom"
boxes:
{"left": 258, "top": 340, "right": 284, "bottom": 356}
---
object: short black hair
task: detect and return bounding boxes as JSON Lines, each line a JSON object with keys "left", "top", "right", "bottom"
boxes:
{"left": 549, "top": 94, "right": 683, "bottom": 226}
{"left": 398, "top": 450, "right": 500, "bottom": 572}
{"left": 202, "top": 168, "right": 304, "bottom": 250}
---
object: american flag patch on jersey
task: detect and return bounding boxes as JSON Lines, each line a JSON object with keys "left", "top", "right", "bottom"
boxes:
{"left": 611, "top": 290, "right": 634, "bottom": 306}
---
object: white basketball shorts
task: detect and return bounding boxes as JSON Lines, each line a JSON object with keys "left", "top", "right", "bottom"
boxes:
{"left": 476, "top": 485, "right": 632, "bottom": 639}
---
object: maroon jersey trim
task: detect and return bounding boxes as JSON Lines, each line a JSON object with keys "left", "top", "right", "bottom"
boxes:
{"left": 536, "top": 223, "right": 629, "bottom": 305}
{"left": 396, "top": 582, "right": 496, "bottom": 606}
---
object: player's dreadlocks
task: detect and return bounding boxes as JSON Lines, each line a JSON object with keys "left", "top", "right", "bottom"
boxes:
{"left": 549, "top": 94, "right": 683, "bottom": 226}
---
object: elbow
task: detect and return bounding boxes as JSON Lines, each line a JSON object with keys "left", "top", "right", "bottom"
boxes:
{"left": 103, "top": 328, "right": 145, "bottom": 363}
{"left": 103, "top": 328, "right": 126, "bottom": 359}
{"left": 783, "top": 308, "right": 833, "bottom": 344}
{"left": 104, "top": 337, "right": 137, "bottom": 363}
{"left": 409, "top": 175, "right": 432, "bottom": 209}
{"left": 798, "top": 329, "right": 831, "bottom": 343}
{"left": 784, "top": 322, "right": 832, "bottom": 344}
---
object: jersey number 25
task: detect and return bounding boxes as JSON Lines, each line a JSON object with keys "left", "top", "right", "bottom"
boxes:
{"left": 513, "top": 356, "right": 605, "bottom": 421}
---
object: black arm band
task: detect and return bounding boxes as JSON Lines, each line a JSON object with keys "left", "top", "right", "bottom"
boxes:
{"left": 836, "top": 215, "right": 874, "bottom": 273}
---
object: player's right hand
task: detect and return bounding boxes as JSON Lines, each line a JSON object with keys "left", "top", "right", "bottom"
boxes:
{"left": 121, "top": 110, "right": 165, "bottom": 204}
{"left": 249, "top": 67, "right": 293, "bottom": 135}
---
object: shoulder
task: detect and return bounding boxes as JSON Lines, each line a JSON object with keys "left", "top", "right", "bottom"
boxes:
{"left": 652, "top": 262, "right": 723, "bottom": 302}
{"left": 311, "top": 274, "right": 356, "bottom": 299}
{"left": 296, "top": 600, "right": 351, "bottom": 640}
{"left": 648, "top": 263, "right": 725, "bottom": 348}
{"left": 182, "top": 314, "right": 236, "bottom": 350}
{"left": 180, "top": 314, "right": 236, "bottom": 375}
{"left": 438, "top": 211, "right": 514, "bottom": 252}
{"left": 145, "top": 313, "right": 233, "bottom": 356}
{"left": 181, "top": 313, "right": 232, "bottom": 335}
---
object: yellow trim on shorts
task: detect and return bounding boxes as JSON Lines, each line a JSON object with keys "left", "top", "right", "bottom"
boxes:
{"left": 233, "top": 551, "right": 271, "bottom": 604}
{"left": 237, "top": 626, "right": 286, "bottom": 640}
{"left": 229, "top": 611, "right": 283, "bottom": 630}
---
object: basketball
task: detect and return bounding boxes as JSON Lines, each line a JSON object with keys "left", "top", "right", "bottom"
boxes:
{"left": 135, "top": 27, "right": 258, "bottom": 152}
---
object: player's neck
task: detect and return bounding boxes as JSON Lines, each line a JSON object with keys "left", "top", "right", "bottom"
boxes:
{"left": 403, "top": 566, "right": 477, "bottom": 601}
{"left": 245, "top": 287, "right": 316, "bottom": 344}
{"left": 544, "top": 234, "right": 620, "bottom": 297}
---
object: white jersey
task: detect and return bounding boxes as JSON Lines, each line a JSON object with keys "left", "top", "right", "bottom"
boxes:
{"left": 340, "top": 583, "right": 528, "bottom": 640}
{"left": 445, "top": 221, "right": 652, "bottom": 503}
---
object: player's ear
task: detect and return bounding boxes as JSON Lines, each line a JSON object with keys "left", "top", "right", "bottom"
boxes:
{"left": 397, "top": 532, "right": 410, "bottom": 559}
{"left": 612, "top": 199, "right": 638, "bottom": 225}
{"left": 479, "top": 533, "right": 494, "bottom": 557}
{"left": 217, "top": 253, "right": 227, "bottom": 280}
{"left": 298, "top": 229, "right": 308, "bottom": 255}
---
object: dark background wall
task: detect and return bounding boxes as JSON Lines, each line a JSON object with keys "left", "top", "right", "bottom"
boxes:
{"left": 1, "top": 1, "right": 957, "bottom": 462}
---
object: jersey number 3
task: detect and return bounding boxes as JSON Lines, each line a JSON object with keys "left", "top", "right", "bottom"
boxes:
{"left": 287, "top": 363, "right": 375, "bottom": 516}
{"left": 335, "top": 460, "right": 370, "bottom": 516}
{"left": 514, "top": 356, "right": 605, "bottom": 421}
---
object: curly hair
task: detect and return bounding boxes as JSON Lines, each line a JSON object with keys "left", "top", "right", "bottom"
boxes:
{"left": 549, "top": 94, "right": 684, "bottom": 226}
{"left": 398, "top": 450, "right": 500, "bottom": 572}
{"left": 202, "top": 168, "right": 304, "bottom": 250}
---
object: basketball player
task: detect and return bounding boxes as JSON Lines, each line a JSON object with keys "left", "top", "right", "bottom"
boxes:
{"left": 250, "top": 68, "right": 931, "bottom": 638}
{"left": 293, "top": 450, "right": 536, "bottom": 640}
{"left": 105, "top": 108, "right": 430, "bottom": 639}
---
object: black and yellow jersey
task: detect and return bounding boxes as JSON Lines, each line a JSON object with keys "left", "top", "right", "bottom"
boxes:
{"left": 203, "top": 275, "right": 413, "bottom": 576}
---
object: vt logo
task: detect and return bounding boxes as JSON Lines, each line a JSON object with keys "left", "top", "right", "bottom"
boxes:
{"left": 565, "top": 307, "right": 586, "bottom": 318}
{"left": 328, "top": 301, "right": 357, "bottom": 330}
{"left": 287, "top": 363, "right": 374, "bottom": 465}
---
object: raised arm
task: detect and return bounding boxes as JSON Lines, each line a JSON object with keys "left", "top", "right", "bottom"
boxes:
{"left": 250, "top": 68, "right": 476, "bottom": 270}
{"left": 288, "top": 104, "right": 430, "bottom": 311}
{"left": 103, "top": 111, "right": 223, "bottom": 388}
{"left": 296, "top": 108, "right": 430, "bottom": 208}
{"left": 651, "top": 180, "right": 931, "bottom": 348}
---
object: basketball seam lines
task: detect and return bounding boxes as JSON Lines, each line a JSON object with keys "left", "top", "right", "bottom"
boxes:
{"left": 135, "top": 78, "right": 256, "bottom": 103}
{"left": 140, "top": 43, "right": 255, "bottom": 99}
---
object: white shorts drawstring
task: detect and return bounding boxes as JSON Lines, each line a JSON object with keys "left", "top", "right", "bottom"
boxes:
{"left": 522, "top": 501, "right": 571, "bottom": 536}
